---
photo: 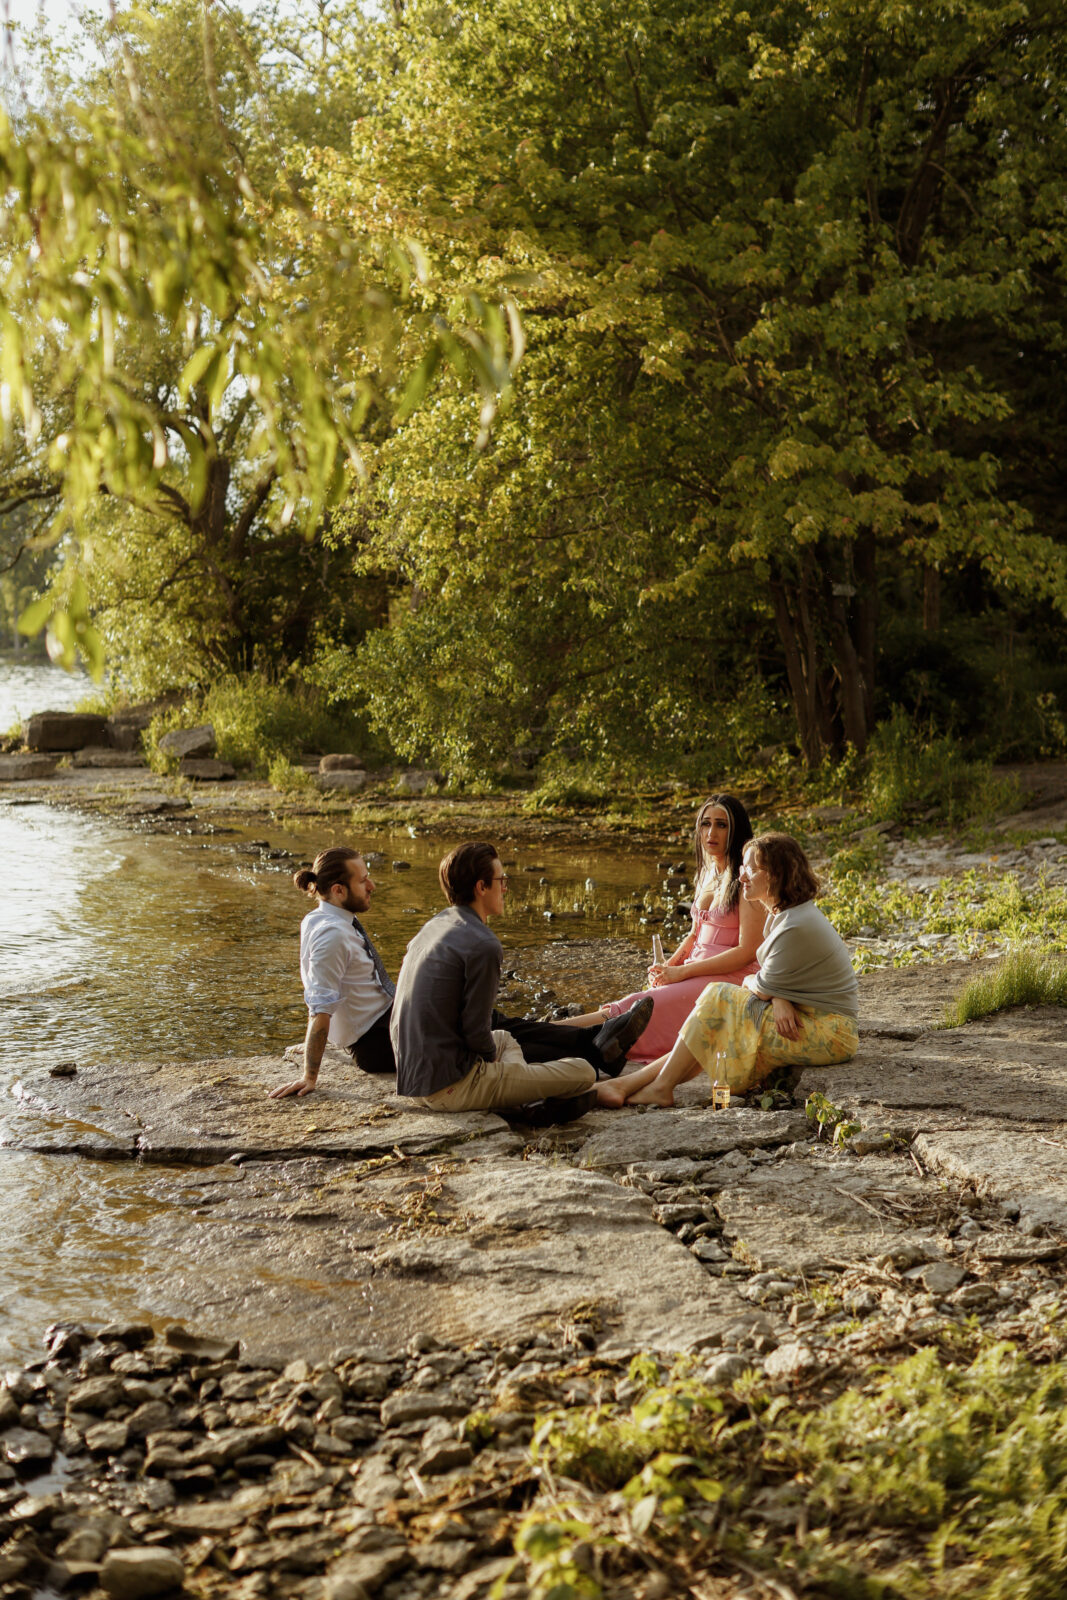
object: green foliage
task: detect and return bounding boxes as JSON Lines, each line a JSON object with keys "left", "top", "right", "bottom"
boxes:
{"left": 305, "top": 0, "right": 1067, "bottom": 767}
{"left": 0, "top": 0, "right": 522, "bottom": 682}
{"left": 266, "top": 755, "right": 314, "bottom": 795}
{"left": 145, "top": 672, "right": 369, "bottom": 777}
{"left": 515, "top": 1342, "right": 1067, "bottom": 1600}
{"left": 822, "top": 860, "right": 1067, "bottom": 970}
{"left": 804, "top": 1091, "right": 859, "bottom": 1146}
{"left": 864, "top": 710, "right": 1022, "bottom": 826}
{"left": 943, "top": 948, "right": 1067, "bottom": 1027}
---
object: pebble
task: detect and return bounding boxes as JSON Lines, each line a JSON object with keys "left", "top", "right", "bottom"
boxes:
{"left": 702, "top": 1352, "right": 751, "bottom": 1385}
{"left": 100, "top": 1546, "right": 185, "bottom": 1598}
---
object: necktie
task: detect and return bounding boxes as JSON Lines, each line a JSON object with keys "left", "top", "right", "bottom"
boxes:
{"left": 352, "top": 916, "right": 396, "bottom": 999}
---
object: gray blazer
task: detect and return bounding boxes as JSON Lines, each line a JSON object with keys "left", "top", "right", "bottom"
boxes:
{"left": 390, "top": 905, "right": 502, "bottom": 1097}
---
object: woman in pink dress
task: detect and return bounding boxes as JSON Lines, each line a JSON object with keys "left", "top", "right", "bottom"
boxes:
{"left": 566, "top": 794, "right": 762, "bottom": 1063}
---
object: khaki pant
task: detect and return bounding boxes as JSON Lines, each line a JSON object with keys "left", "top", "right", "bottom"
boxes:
{"left": 415, "top": 1029, "right": 595, "bottom": 1112}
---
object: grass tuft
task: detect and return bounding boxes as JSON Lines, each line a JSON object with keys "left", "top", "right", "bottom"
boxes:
{"left": 943, "top": 947, "right": 1067, "bottom": 1026}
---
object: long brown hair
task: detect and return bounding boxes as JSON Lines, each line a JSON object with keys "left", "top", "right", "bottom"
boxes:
{"left": 693, "top": 794, "right": 754, "bottom": 912}
{"left": 294, "top": 846, "right": 360, "bottom": 898}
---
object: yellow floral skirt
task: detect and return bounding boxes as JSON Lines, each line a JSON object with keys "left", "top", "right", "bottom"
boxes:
{"left": 678, "top": 982, "right": 859, "bottom": 1094}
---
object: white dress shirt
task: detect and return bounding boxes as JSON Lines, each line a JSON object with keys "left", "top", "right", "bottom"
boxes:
{"left": 300, "top": 901, "right": 392, "bottom": 1049}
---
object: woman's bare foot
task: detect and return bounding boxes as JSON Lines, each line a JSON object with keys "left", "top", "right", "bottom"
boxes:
{"left": 627, "top": 1079, "right": 676, "bottom": 1107}
{"left": 595, "top": 1080, "right": 630, "bottom": 1108}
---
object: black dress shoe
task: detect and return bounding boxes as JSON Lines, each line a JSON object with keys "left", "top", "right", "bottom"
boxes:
{"left": 508, "top": 1089, "right": 598, "bottom": 1126}
{"left": 593, "top": 995, "right": 655, "bottom": 1074}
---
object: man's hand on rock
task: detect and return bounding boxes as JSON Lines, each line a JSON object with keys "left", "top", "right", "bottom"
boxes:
{"left": 269, "top": 1075, "right": 318, "bottom": 1099}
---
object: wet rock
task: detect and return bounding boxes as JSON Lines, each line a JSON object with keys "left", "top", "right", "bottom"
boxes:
{"left": 0, "top": 752, "right": 58, "bottom": 781}
{"left": 48, "top": 1060, "right": 78, "bottom": 1078}
{"left": 67, "top": 1375, "right": 126, "bottom": 1413}
{"left": 57, "top": 1524, "right": 113, "bottom": 1563}
{"left": 164, "top": 1327, "right": 240, "bottom": 1362}
{"left": 100, "top": 1545, "right": 184, "bottom": 1597}
{"left": 85, "top": 1420, "right": 129, "bottom": 1454}
{"left": 100, "top": 1322, "right": 155, "bottom": 1349}
{"left": 1, "top": 1427, "right": 54, "bottom": 1467}
{"left": 179, "top": 757, "right": 236, "bottom": 781}
{"left": 158, "top": 725, "right": 216, "bottom": 760}
{"left": 24, "top": 711, "right": 108, "bottom": 751}
{"left": 128, "top": 794, "right": 192, "bottom": 815}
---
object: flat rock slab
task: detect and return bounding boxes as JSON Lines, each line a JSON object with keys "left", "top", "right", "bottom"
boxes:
{"left": 76, "top": 1154, "right": 742, "bottom": 1360}
{"left": 71, "top": 747, "right": 148, "bottom": 769}
{"left": 7, "top": 1057, "right": 510, "bottom": 1163}
{"left": 855, "top": 962, "right": 976, "bottom": 1033}
{"left": 916, "top": 1125, "right": 1067, "bottom": 1234}
{"left": 715, "top": 1154, "right": 936, "bottom": 1274}
{"left": 578, "top": 1107, "right": 808, "bottom": 1170}
{"left": 830, "top": 1009, "right": 1067, "bottom": 1124}
{"left": 0, "top": 753, "right": 57, "bottom": 781}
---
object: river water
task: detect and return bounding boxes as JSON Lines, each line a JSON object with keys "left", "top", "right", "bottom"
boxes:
{"left": 0, "top": 662, "right": 674, "bottom": 1362}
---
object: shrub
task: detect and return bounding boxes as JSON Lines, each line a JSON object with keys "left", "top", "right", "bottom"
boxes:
{"left": 145, "top": 672, "right": 372, "bottom": 776}
{"left": 864, "top": 708, "right": 1020, "bottom": 826}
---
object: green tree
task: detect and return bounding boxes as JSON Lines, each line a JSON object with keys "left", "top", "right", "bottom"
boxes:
{"left": 0, "top": 0, "right": 520, "bottom": 680}
{"left": 311, "top": 0, "right": 1067, "bottom": 766}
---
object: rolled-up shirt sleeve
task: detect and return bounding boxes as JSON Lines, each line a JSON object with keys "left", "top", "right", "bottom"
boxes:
{"left": 458, "top": 940, "right": 500, "bottom": 1061}
{"left": 302, "top": 922, "right": 349, "bottom": 1014}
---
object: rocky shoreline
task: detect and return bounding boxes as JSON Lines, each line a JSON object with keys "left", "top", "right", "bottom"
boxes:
{"left": 3, "top": 959, "right": 1066, "bottom": 1597}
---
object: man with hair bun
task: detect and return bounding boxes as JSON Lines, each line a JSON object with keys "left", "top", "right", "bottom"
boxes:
{"left": 271, "top": 846, "right": 394, "bottom": 1098}
{"left": 390, "top": 841, "right": 651, "bottom": 1122}
{"left": 271, "top": 842, "right": 652, "bottom": 1102}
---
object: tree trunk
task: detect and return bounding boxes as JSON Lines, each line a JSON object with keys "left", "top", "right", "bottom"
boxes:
{"left": 772, "top": 535, "right": 880, "bottom": 761}
{"left": 771, "top": 573, "right": 830, "bottom": 765}
{"left": 923, "top": 564, "right": 941, "bottom": 633}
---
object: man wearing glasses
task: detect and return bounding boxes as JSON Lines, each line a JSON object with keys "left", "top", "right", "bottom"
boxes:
{"left": 272, "top": 843, "right": 650, "bottom": 1107}
{"left": 391, "top": 840, "right": 641, "bottom": 1122}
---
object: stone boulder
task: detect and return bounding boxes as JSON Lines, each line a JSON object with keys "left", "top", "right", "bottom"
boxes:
{"left": 107, "top": 698, "right": 181, "bottom": 752}
{"left": 319, "top": 753, "right": 365, "bottom": 773}
{"left": 394, "top": 768, "right": 443, "bottom": 795}
{"left": 158, "top": 725, "right": 216, "bottom": 760}
{"left": 71, "top": 747, "right": 148, "bottom": 769}
{"left": 318, "top": 771, "right": 368, "bottom": 794}
{"left": 178, "top": 757, "right": 235, "bottom": 782}
{"left": 23, "top": 711, "right": 108, "bottom": 751}
{"left": 0, "top": 752, "right": 58, "bottom": 781}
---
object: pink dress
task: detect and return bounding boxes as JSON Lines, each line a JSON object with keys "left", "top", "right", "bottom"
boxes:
{"left": 603, "top": 902, "right": 759, "bottom": 1063}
